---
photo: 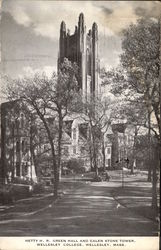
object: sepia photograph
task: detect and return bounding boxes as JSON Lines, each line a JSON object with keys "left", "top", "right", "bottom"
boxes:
{"left": 0, "top": 0, "right": 160, "bottom": 247}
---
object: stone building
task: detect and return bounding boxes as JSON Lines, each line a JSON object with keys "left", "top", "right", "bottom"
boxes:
{"left": 58, "top": 13, "right": 100, "bottom": 101}
{"left": 62, "top": 115, "right": 91, "bottom": 170}
{"left": 0, "top": 100, "right": 36, "bottom": 183}
{"left": 61, "top": 114, "right": 113, "bottom": 171}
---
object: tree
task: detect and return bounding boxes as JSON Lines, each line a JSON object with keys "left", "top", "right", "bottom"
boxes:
{"left": 47, "top": 59, "right": 78, "bottom": 180}
{"left": 102, "top": 18, "right": 160, "bottom": 213}
{"left": 76, "top": 94, "right": 113, "bottom": 177}
{"left": 4, "top": 58, "right": 78, "bottom": 198}
{"left": 101, "top": 67, "right": 147, "bottom": 172}
{"left": 121, "top": 18, "right": 160, "bottom": 212}
{"left": 121, "top": 18, "right": 160, "bottom": 141}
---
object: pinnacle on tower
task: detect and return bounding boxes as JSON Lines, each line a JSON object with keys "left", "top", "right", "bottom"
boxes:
{"left": 92, "top": 22, "right": 98, "bottom": 31}
{"left": 79, "top": 13, "right": 84, "bottom": 23}
{"left": 60, "top": 21, "right": 66, "bottom": 33}
{"left": 92, "top": 22, "right": 98, "bottom": 40}
{"left": 78, "top": 13, "right": 84, "bottom": 32}
{"left": 74, "top": 25, "right": 78, "bottom": 33}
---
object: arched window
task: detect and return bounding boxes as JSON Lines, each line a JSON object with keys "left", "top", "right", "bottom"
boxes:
{"left": 16, "top": 140, "right": 20, "bottom": 153}
{"left": 15, "top": 119, "right": 20, "bottom": 131}
{"left": 20, "top": 113, "right": 24, "bottom": 129}
{"left": 86, "top": 48, "right": 91, "bottom": 75}
{"left": 22, "top": 140, "right": 25, "bottom": 153}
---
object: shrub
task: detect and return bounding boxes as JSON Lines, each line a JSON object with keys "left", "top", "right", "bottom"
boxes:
{"left": 66, "top": 158, "right": 86, "bottom": 173}
{"left": 32, "top": 182, "right": 45, "bottom": 194}
{"left": 91, "top": 175, "right": 103, "bottom": 182}
{"left": 0, "top": 182, "right": 35, "bottom": 204}
{"left": 12, "top": 176, "right": 32, "bottom": 185}
{"left": 0, "top": 184, "right": 15, "bottom": 204}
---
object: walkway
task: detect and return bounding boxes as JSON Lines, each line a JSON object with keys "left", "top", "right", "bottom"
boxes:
{"left": 0, "top": 179, "right": 158, "bottom": 236}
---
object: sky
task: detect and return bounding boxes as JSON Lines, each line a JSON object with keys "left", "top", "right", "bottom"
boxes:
{"left": 0, "top": 0, "right": 161, "bottom": 102}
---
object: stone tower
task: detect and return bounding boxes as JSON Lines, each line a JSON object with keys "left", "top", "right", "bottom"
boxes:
{"left": 58, "top": 13, "right": 100, "bottom": 100}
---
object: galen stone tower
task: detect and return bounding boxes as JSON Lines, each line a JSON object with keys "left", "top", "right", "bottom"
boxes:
{"left": 58, "top": 13, "right": 100, "bottom": 100}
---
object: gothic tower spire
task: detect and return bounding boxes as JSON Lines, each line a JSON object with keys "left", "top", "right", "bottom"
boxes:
{"left": 59, "top": 21, "right": 66, "bottom": 61}
{"left": 78, "top": 13, "right": 84, "bottom": 32}
{"left": 58, "top": 14, "right": 99, "bottom": 99}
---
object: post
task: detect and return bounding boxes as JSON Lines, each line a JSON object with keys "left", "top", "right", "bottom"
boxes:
{"left": 122, "top": 163, "right": 124, "bottom": 188}
{"left": 12, "top": 121, "right": 15, "bottom": 181}
{"left": 31, "top": 162, "right": 32, "bottom": 183}
{"left": 122, "top": 129, "right": 126, "bottom": 188}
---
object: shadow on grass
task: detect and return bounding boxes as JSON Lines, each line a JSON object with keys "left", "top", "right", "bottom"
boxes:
{"left": 0, "top": 180, "right": 159, "bottom": 237}
{"left": 112, "top": 185, "right": 159, "bottom": 221}
{"left": 0, "top": 192, "right": 158, "bottom": 236}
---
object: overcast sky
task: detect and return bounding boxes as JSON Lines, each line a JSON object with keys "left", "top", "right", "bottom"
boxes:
{"left": 0, "top": 0, "right": 161, "bottom": 101}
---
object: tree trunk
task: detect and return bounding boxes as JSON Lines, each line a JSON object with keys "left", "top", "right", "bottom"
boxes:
{"left": 48, "top": 133, "right": 58, "bottom": 198}
{"left": 151, "top": 142, "right": 159, "bottom": 215}
{"left": 131, "top": 126, "right": 137, "bottom": 174}
{"left": 147, "top": 112, "right": 152, "bottom": 182}
{"left": 29, "top": 124, "right": 38, "bottom": 177}
{"left": 88, "top": 130, "right": 93, "bottom": 171}
{"left": 32, "top": 150, "right": 38, "bottom": 176}
{"left": 130, "top": 160, "right": 134, "bottom": 175}
{"left": 11, "top": 122, "right": 15, "bottom": 181}
{"left": 151, "top": 165, "right": 158, "bottom": 211}
{"left": 91, "top": 130, "right": 98, "bottom": 177}
{"left": 30, "top": 118, "right": 38, "bottom": 177}
{"left": 102, "top": 139, "right": 106, "bottom": 172}
{"left": 34, "top": 106, "right": 58, "bottom": 198}
{"left": 89, "top": 143, "right": 93, "bottom": 171}
{"left": 57, "top": 111, "right": 63, "bottom": 182}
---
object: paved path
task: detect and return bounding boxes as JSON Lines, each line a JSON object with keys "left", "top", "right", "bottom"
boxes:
{"left": 0, "top": 180, "right": 158, "bottom": 236}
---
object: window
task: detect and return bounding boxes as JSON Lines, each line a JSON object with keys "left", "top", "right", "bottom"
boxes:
{"left": 22, "top": 140, "right": 25, "bottom": 153}
{"left": 73, "top": 146, "right": 76, "bottom": 154}
{"left": 44, "top": 145, "right": 48, "bottom": 151}
{"left": 107, "top": 147, "right": 111, "bottom": 154}
{"left": 20, "top": 114, "right": 24, "bottom": 129}
{"left": 106, "top": 158, "right": 111, "bottom": 167}
{"left": 73, "top": 128, "right": 76, "bottom": 140}
{"left": 6, "top": 118, "right": 10, "bottom": 127}
{"left": 81, "top": 146, "right": 85, "bottom": 154}
{"left": 64, "top": 146, "right": 69, "bottom": 155}
{"left": 15, "top": 119, "right": 20, "bottom": 130}
{"left": 16, "top": 140, "right": 20, "bottom": 153}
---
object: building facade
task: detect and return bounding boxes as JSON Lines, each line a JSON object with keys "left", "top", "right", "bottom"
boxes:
{"left": 58, "top": 13, "right": 100, "bottom": 100}
{"left": 0, "top": 101, "right": 36, "bottom": 184}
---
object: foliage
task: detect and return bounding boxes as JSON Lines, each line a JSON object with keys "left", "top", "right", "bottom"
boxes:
{"left": 0, "top": 184, "right": 32, "bottom": 204}
{"left": 101, "top": 17, "right": 160, "bottom": 211}
{"left": 101, "top": 18, "right": 160, "bottom": 141}
{"left": 12, "top": 176, "right": 32, "bottom": 185}
{"left": 121, "top": 18, "right": 160, "bottom": 140}
{"left": 4, "top": 58, "right": 78, "bottom": 198}
{"left": 0, "top": 184, "right": 15, "bottom": 204}
{"left": 66, "top": 158, "right": 86, "bottom": 173}
{"left": 74, "top": 94, "right": 114, "bottom": 175}
{"left": 91, "top": 175, "right": 103, "bottom": 182}
{"left": 32, "top": 182, "right": 46, "bottom": 194}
